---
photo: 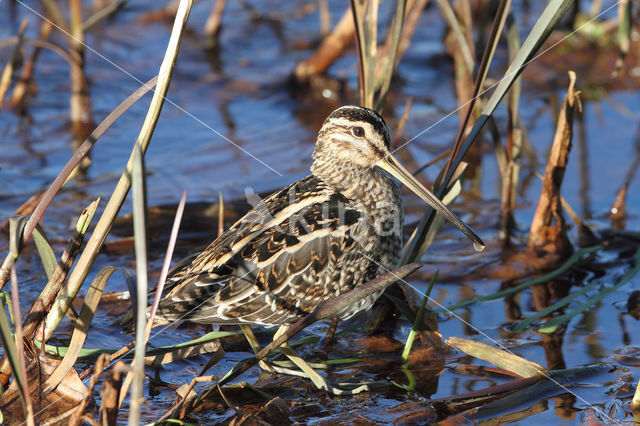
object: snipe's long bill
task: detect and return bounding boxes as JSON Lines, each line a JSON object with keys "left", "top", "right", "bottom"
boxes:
{"left": 152, "top": 105, "right": 483, "bottom": 327}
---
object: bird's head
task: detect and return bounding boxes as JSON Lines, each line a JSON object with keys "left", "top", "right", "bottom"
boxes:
{"left": 312, "top": 105, "right": 484, "bottom": 251}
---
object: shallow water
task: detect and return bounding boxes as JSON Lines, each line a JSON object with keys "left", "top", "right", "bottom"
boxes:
{"left": 1, "top": 1, "right": 640, "bottom": 424}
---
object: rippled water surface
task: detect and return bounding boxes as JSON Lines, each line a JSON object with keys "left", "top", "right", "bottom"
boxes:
{"left": 1, "top": 1, "right": 640, "bottom": 424}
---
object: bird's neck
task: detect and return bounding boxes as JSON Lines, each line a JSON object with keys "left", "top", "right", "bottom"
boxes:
{"left": 311, "top": 159, "right": 401, "bottom": 214}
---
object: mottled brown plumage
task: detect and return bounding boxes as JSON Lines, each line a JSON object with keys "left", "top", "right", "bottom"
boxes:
{"left": 153, "top": 106, "right": 482, "bottom": 327}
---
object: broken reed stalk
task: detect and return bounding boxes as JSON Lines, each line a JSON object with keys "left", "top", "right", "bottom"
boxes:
{"left": 0, "top": 19, "right": 28, "bottom": 107}
{"left": 610, "top": 120, "right": 640, "bottom": 225}
{"left": 99, "top": 362, "right": 126, "bottom": 424}
{"left": 8, "top": 21, "right": 53, "bottom": 109}
{"left": 67, "top": 354, "right": 108, "bottom": 426}
{"left": 527, "top": 71, "right": 581, "bottom": 256}
{"left": 41, "top": 0, "right": 192, "bottom": 342}
{"left": 204, "top": 0, "right": 226, "bottom": 38}
{"left": 295, "top": 8, "right": 354, "bottom": 82}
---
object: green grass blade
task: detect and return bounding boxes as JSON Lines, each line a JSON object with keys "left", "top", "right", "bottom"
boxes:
{"left": 402, "top": 270, "right": 437, "bottom": 361}
{"left": 30, "top": 225, "right": 57, "bottom": 280}
{"left": 148, "top": 331, "right": 239, "bottom": 353}
{"left": 129, "top": 143, "right": 149, "bottom": 426}
{"left": 436, "top": 245, "right": 601, "bottom": 314}
{"left": 8, "top": 217, "right": 57, "bottom": 280}
{"left": 0, "top": 302, "right": 21, "bottom": 398}
{"left": 538, "top": 247, "right": 640, "bottom": 334}
{"left": 512, "top": 282, "right": 598, "bottom": 332}
{"left": 35, "top": 330, "right": 241, "bottom": 360}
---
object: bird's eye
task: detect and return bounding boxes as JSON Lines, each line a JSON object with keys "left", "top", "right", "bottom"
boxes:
{"left": 351, "top": 126, "right": 365, "bottom": 138}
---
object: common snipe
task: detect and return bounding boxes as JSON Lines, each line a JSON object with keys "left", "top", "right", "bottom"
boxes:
{"left": 153, "top": 105, "right": 482, "bottom": 327}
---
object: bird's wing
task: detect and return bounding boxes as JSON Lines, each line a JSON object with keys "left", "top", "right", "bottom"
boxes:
{"left": 154, "top": 184, "right": 367, "bottom": 325}
{"left": 165, "top": 175, "right": 330, "bottom": 285}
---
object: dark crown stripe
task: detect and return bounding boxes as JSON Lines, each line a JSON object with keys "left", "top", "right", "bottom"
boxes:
{"left": 328, "top": 106, "right": 390, "bottom": 149}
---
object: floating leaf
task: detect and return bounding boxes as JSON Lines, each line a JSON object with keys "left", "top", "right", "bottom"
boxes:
{"left": 446, "top": 337, "right": 547, "bottom": 378}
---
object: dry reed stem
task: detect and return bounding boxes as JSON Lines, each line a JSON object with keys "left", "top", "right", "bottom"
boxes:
{"left": 82, "top": 0, "right": 127, "bottom": 32}
{"left": 146, "top": 190, "right": 186, "bottom": 337}
{"left": 294, "top": 8, "right": 354, "bottom": 81}
{"left": 0, "top": 76, "right": 156, "bottom": 292}
{"left": 99, "top": 361, "right": 126, "bottom": 425}
{"left": 527, "top": 71, "right": 581, "bottom": 255}
{"left": 435, "top": 0, "right": 474, "bottom": 74}
{"left": 318, "top": 0, "right": 330, "bottom": 36}
{"left": 41, "top": 0, "right": 70, "bottom": 33}
{"left": 499, "top": 13, "right": 522, "bottom": 245}
{"left": 294, "top": 1, "right": 426, "bottom": 87}
{"left": 0, "top": 19, "right": 28, "bottom": 107}
{"left": 610, "top": 121, "right": 640, "bottom": 225}
{"left": 204, "top": 0, "right": 226, "bottom": 37}
{"left": 69, "top": 0, "right": 95, "bottom": 175}
{"left": 393, "top": 0, "right": 430, "bottom": 66}
{"left": 31, "top": 200, "right": 99, "bottom": 340}
{"left": 70, "top": 0, "right": 193, "bottom": 417}
{"left": 8, "top": 20, "right": 53, "bottom": 109}
{"left": 0, "top": 37, "right": 78, "bottom": 66}
{"left": 67, "top": 354, "right": 108, "bottom": 426}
